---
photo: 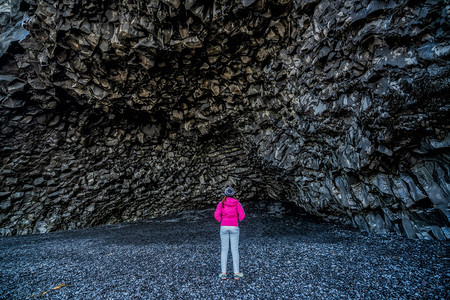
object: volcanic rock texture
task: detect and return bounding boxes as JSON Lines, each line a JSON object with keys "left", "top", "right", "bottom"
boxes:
{"left": 0, "top": 0, "right": 449, "bottom": 238}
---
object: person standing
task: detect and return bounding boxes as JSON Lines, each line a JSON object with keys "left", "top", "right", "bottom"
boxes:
{"left": 214, "top": 186, "right": 245, "bottom": 280}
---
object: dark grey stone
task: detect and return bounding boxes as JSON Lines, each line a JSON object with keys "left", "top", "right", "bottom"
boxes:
{"left": 0, "top": 0, "right": 448, "bottom": 240}
{"left": 242, "top": 0, "right": 257, "bottom": 7}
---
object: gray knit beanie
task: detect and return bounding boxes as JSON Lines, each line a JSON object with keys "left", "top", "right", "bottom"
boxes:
{"left": 224, "top": 186, "right": 236, "bottom": 197}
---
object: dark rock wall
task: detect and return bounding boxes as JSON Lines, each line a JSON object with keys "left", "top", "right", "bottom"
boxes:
{"left": 0, "top": 0, "right": 449, "bottom": 238}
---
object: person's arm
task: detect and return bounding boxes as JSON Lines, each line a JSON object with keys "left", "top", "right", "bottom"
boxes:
{"left": 237, "top": 203, "right": 245, "bottom": 221}
{"left": 214, "top": 202, "right": 222, "bottom": 222}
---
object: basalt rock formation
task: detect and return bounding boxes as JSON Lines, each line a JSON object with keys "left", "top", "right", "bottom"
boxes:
{"left": 0, "top": 0, "right": 449, "bottom": 238}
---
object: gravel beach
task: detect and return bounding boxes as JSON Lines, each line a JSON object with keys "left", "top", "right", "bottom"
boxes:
{"left": 1, "top": 201, "right": 448, "bottom": 299}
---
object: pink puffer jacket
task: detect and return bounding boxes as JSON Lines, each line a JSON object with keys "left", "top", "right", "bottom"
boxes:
{"left": 214, "top": 197, "right": 245, "bottom": 226}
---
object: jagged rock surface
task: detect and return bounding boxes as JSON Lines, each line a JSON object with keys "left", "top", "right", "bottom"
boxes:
{"left": 0, "top": 0, "right": 449, "bottom": 238}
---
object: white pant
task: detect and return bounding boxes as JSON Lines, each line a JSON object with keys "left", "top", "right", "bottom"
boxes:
{"left": 220, "top": 226, "right": 240, "bottom": 274}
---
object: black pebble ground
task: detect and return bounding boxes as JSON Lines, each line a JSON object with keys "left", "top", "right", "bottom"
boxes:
{"left": 1, "top": 201, "right": 448, "bottom": 299}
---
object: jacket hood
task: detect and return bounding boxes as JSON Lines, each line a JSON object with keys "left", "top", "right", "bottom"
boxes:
{"left": 225, "top": 197, "right": 239, "bottom": 207}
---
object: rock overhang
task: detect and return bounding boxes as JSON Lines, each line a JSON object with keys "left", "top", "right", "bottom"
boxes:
{"left": 0, "top": 0, "right": 448, "bottom": 239}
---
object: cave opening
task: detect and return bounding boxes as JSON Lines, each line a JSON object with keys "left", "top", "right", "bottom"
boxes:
{"left": 0, "top": 0, "right": 448, "bottom": 242}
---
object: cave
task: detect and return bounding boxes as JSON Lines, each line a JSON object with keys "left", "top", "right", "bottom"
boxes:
{"left": 0, "top": 0, "right": 449, "bottom": 239}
